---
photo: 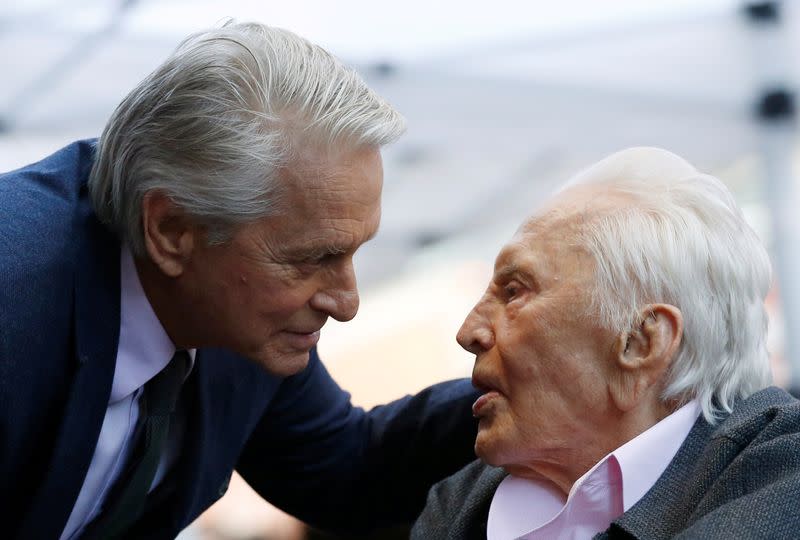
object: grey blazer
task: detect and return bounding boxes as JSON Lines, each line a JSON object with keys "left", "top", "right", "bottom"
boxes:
{"left": 412, "top": 387, "right": 800, "bottom": 539}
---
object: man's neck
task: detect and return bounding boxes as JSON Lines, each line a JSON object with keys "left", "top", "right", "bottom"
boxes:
{"left": 133, "top": 254, "right": 196, "bottom": 350}
{"left": 506, "top": 399, "right": 675, "bottom": 496}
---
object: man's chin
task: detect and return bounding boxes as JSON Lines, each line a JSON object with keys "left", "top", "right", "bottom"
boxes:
{"left": 474, "top": 430, "right": 504, "bottom": 466}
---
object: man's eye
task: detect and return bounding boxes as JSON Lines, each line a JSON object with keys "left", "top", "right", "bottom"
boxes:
{"left": 304, "top": 252, "right": 339, "bottom": 265}
{"left": 503, "top": 282, "right": 522, "bottom": 300}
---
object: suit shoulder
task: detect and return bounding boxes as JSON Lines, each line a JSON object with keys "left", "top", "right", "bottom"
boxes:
{"left": 0, "top": 140, "right": 97, "bottom": 276}
{"left": 713, "top": 386, "right": 800, "bottom": 444}
{"left": 0, "top": 139, "right": 95, "bottom": 204}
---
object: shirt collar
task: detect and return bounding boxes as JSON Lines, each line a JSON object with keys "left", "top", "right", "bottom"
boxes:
{"left": 612, "top": 399, "right": 700, "bottom": 510}
{"left": 488, "top": 399, "right": 700, "bottom": 539}
{"left": 111, "top": 246, "right": 195, "bottom": 403}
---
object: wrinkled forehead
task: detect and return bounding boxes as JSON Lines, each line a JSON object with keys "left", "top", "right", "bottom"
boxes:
{"left": 517, "top": 183, "right": 628, "bottom": 238}
{"left": 283, "top": 144, "right": 383, "bottom": 191}
{"left": 497, "top": 185, "right": 635, "bottom": 283}
{"left": 495, "top": 198, "right": 598, "bottom": 281}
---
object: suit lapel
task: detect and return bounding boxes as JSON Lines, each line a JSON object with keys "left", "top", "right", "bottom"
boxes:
{"left": 16, "top": 188, "right": 121, "bottom": 539}
{"left": 174, "top": 351, "right": 214, "bottom": 515}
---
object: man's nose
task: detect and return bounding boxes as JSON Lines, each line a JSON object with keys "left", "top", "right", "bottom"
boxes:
{"left": 310, "top": 258, "right": 360, "bottom": 322}
{"left": 456, "top": 299, "right": 494, "bottom": 354}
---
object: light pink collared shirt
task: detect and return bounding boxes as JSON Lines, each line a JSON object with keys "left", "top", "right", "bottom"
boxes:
{"left": 60, "top": 247, "right": 194, "bottom": 540}
{"left": 487, "top": 400, "right": 701, "bottom": 540}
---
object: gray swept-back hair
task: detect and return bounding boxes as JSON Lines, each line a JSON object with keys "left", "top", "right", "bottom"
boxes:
{"left": 89, "top": 21, "right": 406, "bottom": 255}
{"left": 566, "top": 148, "right": 772, "bottom": 423}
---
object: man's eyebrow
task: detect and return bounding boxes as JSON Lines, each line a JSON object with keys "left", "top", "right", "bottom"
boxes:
{"left": 493, "top": 246, "right": 521, "bottom": 276}
{"left": 494, "top": 258, "right": 538, "bottom": 287}
{"left": 494, "top": 264, "right": 520, "bottom": 281}
{"left": 306, "top": 243, "right": 348, "bottom": 257}
{"left": 297, "top": 225, "right": 380, "bottom": 259}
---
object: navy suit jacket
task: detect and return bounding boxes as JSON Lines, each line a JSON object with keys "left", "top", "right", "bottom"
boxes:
{"left": 0, "top": 140, "right": 479, "bottom": 539}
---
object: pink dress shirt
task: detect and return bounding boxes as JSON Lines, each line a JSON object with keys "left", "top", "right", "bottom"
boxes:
{"left": 487, "top": 400, "right": 700, "bottom": 540}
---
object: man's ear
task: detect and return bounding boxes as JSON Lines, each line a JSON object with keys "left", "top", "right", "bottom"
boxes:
{"left": 609, "top": 304, "right": 683, "bottom": 412}
{"left": 141, "top": 190, "right": 196, "bottom": 278}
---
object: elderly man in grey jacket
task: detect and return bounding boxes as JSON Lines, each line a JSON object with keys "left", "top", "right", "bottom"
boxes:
{"left": 412, "top": 148, "right": 800, "bottom": 539}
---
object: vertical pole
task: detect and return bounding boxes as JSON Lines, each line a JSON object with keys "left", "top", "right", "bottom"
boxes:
{"left": 744, "top": 1, "right": 800, "bottom": 392}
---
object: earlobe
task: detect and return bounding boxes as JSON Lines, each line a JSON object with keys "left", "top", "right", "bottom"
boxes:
{"left": 610, "top": 304, "right": 683, "bottom": 412}
{"left": 141, "top": 191, "right": 195, "bottom": 278}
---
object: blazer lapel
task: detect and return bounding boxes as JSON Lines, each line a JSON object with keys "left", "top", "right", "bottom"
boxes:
{"left": 16, "top": 190, "right": 121, "bottom": 539}
{"left": 173, "top": 352, "right": 214, "bottom": 517}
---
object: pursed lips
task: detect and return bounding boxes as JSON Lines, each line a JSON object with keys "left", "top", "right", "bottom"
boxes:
{"left": 471, "top": 371, "right": 504, "bottom": 417}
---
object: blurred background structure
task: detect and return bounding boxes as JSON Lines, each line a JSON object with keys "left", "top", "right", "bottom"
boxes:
{"left": 2, "top": 0, "right": 799, "bottom": 538}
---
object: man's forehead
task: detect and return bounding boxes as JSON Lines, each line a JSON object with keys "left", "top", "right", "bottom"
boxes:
{"left": 515, "top": 201, "right": 585, "bottom": 240}
{"left": 290, "top": 142, "right": 383, "bottom": 176}
{"left": 280, "top": 144, "right": 383, "bottom": 199}
{"left": 496, "top": 218, "right": 575, "bottom": 269}
{"left": 520, "top": 183, "right": 633, "bottom": 233}
{"left": 492, "top": 186, "right": 616, "bottom": 274}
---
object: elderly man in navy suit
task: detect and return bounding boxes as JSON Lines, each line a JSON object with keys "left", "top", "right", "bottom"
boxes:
{"left": 0, "top": 22, "right": 477, "bottom": 539}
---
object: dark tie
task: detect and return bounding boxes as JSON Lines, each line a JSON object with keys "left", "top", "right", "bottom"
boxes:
{"left": 86, "top": 350, "right": 190, "bottom": 539}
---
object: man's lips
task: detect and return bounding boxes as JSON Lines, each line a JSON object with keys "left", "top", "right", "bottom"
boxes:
{"left": 472, "top": 390, "right": 501, "bottom": 417}
{"left": 287, "top": 326, "right": 323, "bottom": 335}
{"left": 282, "top": 329, "right": 321, "bottom": 349}
{"left": 471, "top": 376, "right": 502, "bottom": 417}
